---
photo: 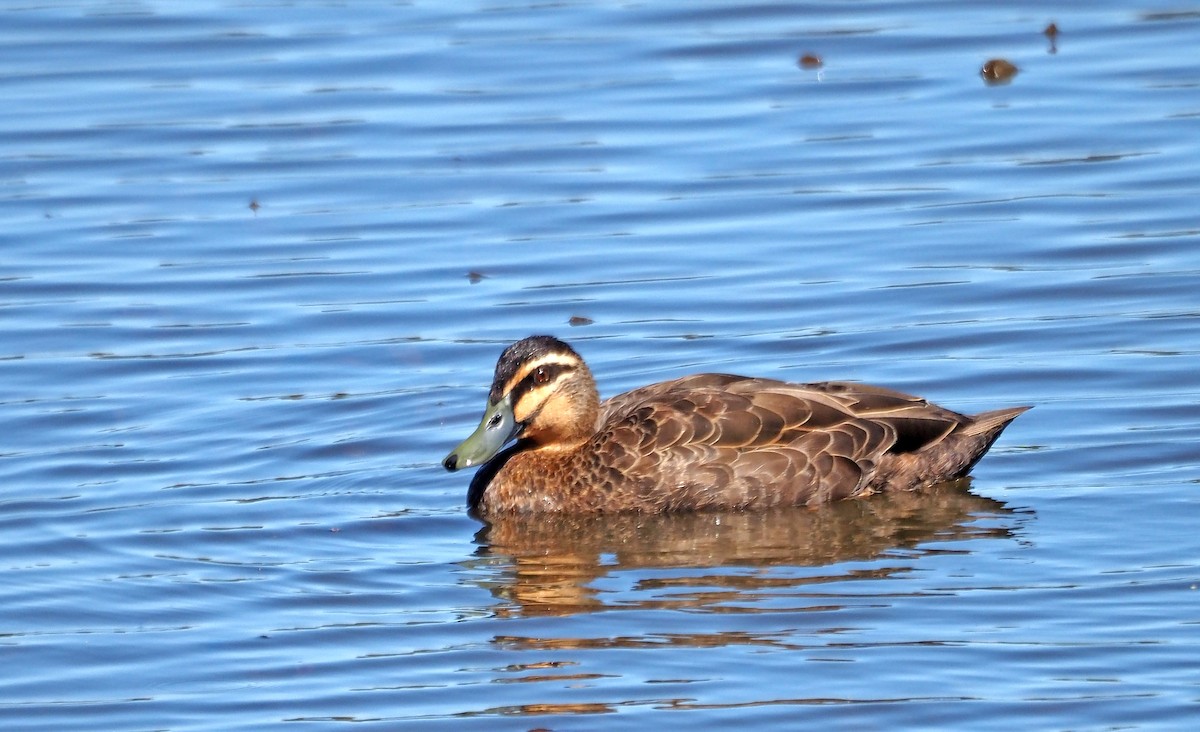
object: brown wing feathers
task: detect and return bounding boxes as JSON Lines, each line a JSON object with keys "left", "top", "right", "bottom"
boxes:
{"left": 590, "top": 377, "right": 914, "bottom": 507}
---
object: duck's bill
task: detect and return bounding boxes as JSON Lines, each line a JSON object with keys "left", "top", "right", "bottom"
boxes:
{"left": 442, "top": 393, "right": 519, "bottom": 471}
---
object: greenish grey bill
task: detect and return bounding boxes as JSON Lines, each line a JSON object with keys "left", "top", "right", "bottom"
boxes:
{"left": 443, "top": 393, "right": 519, "bottom": 471}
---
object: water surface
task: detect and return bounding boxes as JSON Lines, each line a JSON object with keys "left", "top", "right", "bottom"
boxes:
{"left": 3, "top": 1, "right": 1199, "bottom": 730}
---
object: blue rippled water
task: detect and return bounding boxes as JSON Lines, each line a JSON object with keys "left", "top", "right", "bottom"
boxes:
{"left": 3, "top": 2, "right": 1199, "bottom": 730}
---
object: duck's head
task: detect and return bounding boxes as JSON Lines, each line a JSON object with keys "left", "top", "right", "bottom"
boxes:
{"left": 443, "top": 335, "right": 600, "bottom": 471}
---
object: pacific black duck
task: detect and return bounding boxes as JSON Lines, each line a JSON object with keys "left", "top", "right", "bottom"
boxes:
{"left": 443, "top": 335, "right": 1028, "bottom": 515}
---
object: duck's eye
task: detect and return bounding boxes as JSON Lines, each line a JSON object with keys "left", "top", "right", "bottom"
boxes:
{"left": 534, "top": 367, "right": 550, "bottom": 385}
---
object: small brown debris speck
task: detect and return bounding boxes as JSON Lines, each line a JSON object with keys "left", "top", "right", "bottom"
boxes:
{"left": 466, "top": 271, "right": 486, "bottom": 284}
{"left": 568, "top": 316, "right": 593, "bottom": 327}
{"left": 1044, "top": 22, "right": 1059, "bottom": 54}
{"left": 981, "top": 58, "right": 1019, "bottom": 85}
{"left": 249, "top": 199, "right": 261, "bottom": 214}
{"left": 797, "top": 53, "right": 823, "bottom": 69}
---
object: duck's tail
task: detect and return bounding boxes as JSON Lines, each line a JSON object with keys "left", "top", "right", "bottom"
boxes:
{"left": 872, "top": 404, "right": 1029, "bottom": 494}
{"left": 956, "top": 405, "right": 1031, "bottom": 474}
{"left": 964, "top": 406, "right": 1031, "bottom": 438}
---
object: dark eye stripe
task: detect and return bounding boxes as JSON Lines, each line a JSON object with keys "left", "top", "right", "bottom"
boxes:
{"left": 511, "top": 363, "right": 572, "bottom": 403}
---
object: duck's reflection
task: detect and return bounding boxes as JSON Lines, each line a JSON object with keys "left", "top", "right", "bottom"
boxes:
{"left": 467, "top": 479, "right": 1024, "bottom": 617}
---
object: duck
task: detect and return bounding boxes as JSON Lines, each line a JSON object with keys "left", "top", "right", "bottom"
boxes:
{"left": 443, "top": 335, "right": 1028, "bottom": 516}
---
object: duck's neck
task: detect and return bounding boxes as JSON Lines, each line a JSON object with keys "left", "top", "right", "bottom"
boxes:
{"left": 522, "top": 366, "right": 600, "bottom": 450}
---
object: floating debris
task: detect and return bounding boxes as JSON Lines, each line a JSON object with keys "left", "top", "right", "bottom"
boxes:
{"left": 1044, "top": 22, "right": 1059, "bottom": 54}
{"left": 248, "top": 199, "right": 261, "bottom": 214}
{"left": 466, "top": 271, "right": 486, "bottom": 284}
{"left": 797, "top": 52, "right": 823, "bottom": 69}
{"left": 568, "top": 315, "right": 593, "bottom": 327}
{"left": 981, "top": 58, "right": 1019, "bottom": 85}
